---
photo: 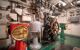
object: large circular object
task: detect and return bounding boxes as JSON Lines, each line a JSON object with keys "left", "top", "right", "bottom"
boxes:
{"left": 11, "top": 26, "right": 28, "bottom": 40}
{"left": 10, "top": 22, "right": 29, "bottom": 40}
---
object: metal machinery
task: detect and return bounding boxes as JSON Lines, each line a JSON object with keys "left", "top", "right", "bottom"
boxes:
{"left": 40, "top": 23, "right": 66, "bottom": 50}
{"left": 43, "top": 15, "right": 59, "bottom": 42}
{"left": 41, "top": 14, "right": 66, "bottom": 50}
{"left": 8, "top": 22, "right": 30, "bottom": 50}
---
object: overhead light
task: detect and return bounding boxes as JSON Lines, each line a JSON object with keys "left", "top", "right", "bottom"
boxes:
{"left": 41, "top": 7, "right": 44, "bottom": 10}
{"left": 76, "top": 0, "right": 80, "bottom": 4}
{"left": 59, "top": 1, "right": 66, "bottom": 6}
{"left": 70, "top": 3, "right": 74, "bottom": 6}
{"left": 41, "top": 7, "right": 50, "bottom": 13}
{"left": 50, "top": 16, "right": 55, "bottom": 18}
{"left": 49, "top": 11, "right": 53, "bottom": 15}
{"left": 45, "top": 9, "right": 50, "bottom": 13}
{"left": 52, "top": 5, "right": 55, "bottom": 8}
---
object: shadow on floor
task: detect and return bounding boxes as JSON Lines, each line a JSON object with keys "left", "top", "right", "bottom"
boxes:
{"left": 0, "top": 47, "right": 8, "bottom": 50}
{"left": 55, "top": 45, "right": 73, "bottom": 50}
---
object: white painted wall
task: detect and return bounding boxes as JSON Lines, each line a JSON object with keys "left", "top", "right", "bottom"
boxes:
{"left": 57, "top": 16, "right": 80, "bottom": 37}
{"left": 0, "top": 0, "right": 11, "bottom": 47}
{"left": 65, "top": 24, "right": 80, "bottom": 37}
{"left": 0, "top": 10, "right": 11, "bottom": 47}
{"left": 0, "top": 0, "right": 10, "bottom": 8}
{"left": 57, "top": 8, "right": 80, "bottom": 37}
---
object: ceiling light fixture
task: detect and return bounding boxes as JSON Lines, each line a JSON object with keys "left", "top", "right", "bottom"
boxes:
{"left": 59, "top": 0, "right": 66, "bottom": 6}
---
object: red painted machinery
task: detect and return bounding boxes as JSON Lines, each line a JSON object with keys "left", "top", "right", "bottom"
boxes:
{"left": 8, "top": 22, "right": 30, "bottom": 50}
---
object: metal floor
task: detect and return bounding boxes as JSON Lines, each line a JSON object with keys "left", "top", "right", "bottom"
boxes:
{"left": 40, "top": 34, "right": 80, "bottom": 50}
{"left": 55, "top": 45, "right": 73, "bottom": 50}
{"left": 0, "top": 34, "right": 80, "bottom": 50}
{"left": 65, "top": 35, "right": 80, "bottom": 47}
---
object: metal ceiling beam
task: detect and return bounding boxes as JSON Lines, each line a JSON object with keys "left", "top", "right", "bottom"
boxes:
{"left": 8, "top": 0, "right": 28, "bottom": 7}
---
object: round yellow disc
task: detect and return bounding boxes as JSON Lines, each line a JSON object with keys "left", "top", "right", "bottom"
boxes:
{"left": 11, "top": 26, "right": 28, "bottom": 40}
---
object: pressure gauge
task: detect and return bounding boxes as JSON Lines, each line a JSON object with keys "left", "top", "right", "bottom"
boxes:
{"left": 11, "top": 26, "right": 28, "bottom": 40}
{"left": 10, "top": 22, "right": 29, "bottom": 41}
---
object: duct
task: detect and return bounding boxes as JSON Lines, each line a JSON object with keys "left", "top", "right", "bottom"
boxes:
{"left": 0, "top": 0, "right": 10, "bottom": 8}
{"left": 50, "top": 0, "right": 60, "bottom": 5}
{"left": 8, "top": 0, "right": 28, "bottom": 7}
{"left": 63, "top": 0, "right": 73, "bottom": 3}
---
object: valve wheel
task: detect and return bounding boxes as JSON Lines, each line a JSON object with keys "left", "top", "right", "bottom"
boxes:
{"left": 51, "top": 20, "right": 59, "bottom": 36}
